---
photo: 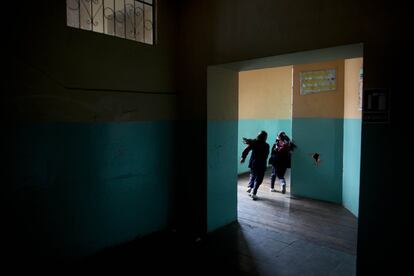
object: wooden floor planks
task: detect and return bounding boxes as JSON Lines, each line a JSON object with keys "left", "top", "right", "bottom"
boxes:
{"left": 238, "top": 168, "right": 358, "bottom": 255}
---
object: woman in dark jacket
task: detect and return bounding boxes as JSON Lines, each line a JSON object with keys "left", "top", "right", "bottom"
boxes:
{"left": 269, "top": 131, "right": 294, "bottom": 194}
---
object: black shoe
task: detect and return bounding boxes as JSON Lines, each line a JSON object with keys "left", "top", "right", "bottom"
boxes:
{"left": 281, "top": 185, "right": 286, "bottom": 194}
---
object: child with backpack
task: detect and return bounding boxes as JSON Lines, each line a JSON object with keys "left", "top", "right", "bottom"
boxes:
{"left": 268, "top": 131, "right": 295, "bottom": 194}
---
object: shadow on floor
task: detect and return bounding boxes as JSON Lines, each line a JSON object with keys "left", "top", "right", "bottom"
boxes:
{"left": 6, "top": 218, "right": 356, "bottom": 275}
{"left": 77, "top": 222, "right": 260, "bottom": 275}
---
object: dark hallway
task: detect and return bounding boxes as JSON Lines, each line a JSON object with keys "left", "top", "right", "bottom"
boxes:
{"left": 4, "top": 0, "right": 410, "bottom": 274}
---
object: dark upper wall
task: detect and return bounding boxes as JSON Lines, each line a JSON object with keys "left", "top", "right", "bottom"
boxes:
{"left": 177, "top": 0, "right": 403, "bottom": 118}
{"left": 7, "top": 0, "right": 178, "bottom": 122}
{"left": 176, "top": 0, "right": 409, "bottom": 274}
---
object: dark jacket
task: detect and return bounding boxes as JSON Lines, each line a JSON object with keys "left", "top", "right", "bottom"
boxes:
{"left": 241, "top": 140, "right": 270, "bottom": 170}
{"left": 269, "top": 138, "right": 291, "bottom": 168}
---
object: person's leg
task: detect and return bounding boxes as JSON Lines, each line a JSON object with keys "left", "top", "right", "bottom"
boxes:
{"left": 247, "top": 169, "right": 256, "bottom": 193}
{"left": 277, "top": 166, "right": 287, "bottom": 194}
{"left": 252, "top": 168, "right": 265, "bottom": 197}
{"left": 270, "top": 166, "right": 277, "bottom": 191}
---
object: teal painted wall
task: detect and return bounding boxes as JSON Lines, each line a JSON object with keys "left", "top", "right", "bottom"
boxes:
{"left": 10, "top": 121, "right": 175, "bottom": 258}
{"left": 238, "top": 119, "right": 292, "bottom": 174}
{"left": 342, "top": 119, "right": 362, "bottom": 216}
{"left": 291, "top": 118, "right": 343, "bottom": 203}
{"left": 207, "top": 120, "right": 238, "bottom": 232}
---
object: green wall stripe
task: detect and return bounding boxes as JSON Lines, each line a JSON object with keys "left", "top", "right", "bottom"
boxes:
{"left": 291, "top": 118, "right": 343, "bottom": 203}
{"left": 9, "top": 121, "right": 175, "bottom": 258}
{"left": 207, "top": 120, "right": 238, "bottom": 232}
{"left": 343, "top": 119, "right": 361, "bottom": 216}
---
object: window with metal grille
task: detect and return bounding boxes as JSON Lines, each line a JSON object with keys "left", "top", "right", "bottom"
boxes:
{"left": 66, "top": 0, "right": 154, "bottom": 45}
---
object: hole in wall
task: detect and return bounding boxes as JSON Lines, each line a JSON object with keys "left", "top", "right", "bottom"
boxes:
{"left": 312, "top": 152, "right": 321, "bottom": 166}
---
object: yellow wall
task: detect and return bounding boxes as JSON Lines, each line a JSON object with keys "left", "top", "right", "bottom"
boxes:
{"left": 239, "top": 66, "right": 292, "bottom": 119}
{"left": 293, "top": 60, "right": 344, "bottom": 118}
{"left": 344, "top": 58, "right": 363, "bottom": 119}
{"left": 208, "top": 66, "right": 239, "bottom": 120}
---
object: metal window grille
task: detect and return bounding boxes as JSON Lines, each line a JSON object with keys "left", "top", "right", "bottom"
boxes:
{"left": 66, "top": 0, "right": 154, "bottom": 45}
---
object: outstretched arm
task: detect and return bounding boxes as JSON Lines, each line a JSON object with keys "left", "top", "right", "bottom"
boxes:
{"left": 240, "top": 145, "right": 252, "bottom": 163}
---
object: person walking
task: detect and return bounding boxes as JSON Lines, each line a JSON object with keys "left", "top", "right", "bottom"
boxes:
{"left": 240, "top": 131, "right": 270, "bottom": 200}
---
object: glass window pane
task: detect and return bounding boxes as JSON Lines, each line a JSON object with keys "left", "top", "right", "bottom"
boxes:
{"left": 114, "top": 0, "right": 125, "bottom": 38}
{"left": 66, "top": 0, "right": 154, "bottom": 45}
{"left": 103, "top": 0, "right": 115, "bottom": 36}
{"left": 134, "top": 1, "right": 144, "bottom": 42}
{"left": 144, "top": 4, "right": 153, "bottom": 44}
{"left": 125, "top": 0, "right": 135, "bottom": 40}
{"left": 92, "top": 0, "right": 104, "bottom": 33}
{"left": 67, "top": 0, "right": 80, "bottom": 28}
{"left": 80, "top": 0, "right": 92, "bottom": 30}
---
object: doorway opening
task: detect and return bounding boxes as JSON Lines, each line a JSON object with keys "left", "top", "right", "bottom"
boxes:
{"left": 237, "top": 65, "right": 293, "bottom": 198}
{"left": 207, "top": 44, "right": 363, "bottom": 274}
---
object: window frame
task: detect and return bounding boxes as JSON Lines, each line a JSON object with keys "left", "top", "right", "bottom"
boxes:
{"left": 66, "top": 0, "right": 156, "bottom": 45}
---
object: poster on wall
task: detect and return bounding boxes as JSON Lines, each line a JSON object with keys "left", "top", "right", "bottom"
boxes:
{"left": 300, "top": 68, "right": 336, "bottom": 95}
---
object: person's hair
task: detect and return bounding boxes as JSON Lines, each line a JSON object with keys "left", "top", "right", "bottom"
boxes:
{"left": 257, "top": 131, "right": 268, "bottom": 142}
{"left": 242, "top": 130, "right": 267, "bottom": 145}
{"left": 290, "top": 141, "right": 297, "bottom": 151}
{"left": 275, "top": 131, "right": 297, "bottom": 151}
{"left": 277, "top": 131, "right": 290, "bottom": 142}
